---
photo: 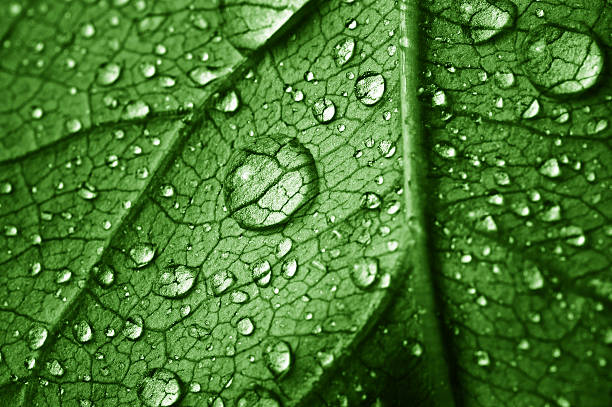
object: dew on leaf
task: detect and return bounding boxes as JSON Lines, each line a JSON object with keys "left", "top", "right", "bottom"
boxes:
{"left": 230, "top": 290, "right": 249, "bottom": 304}
{"left": 360, "top": 192, "right": 382, "bottom": 209}
{"left": 24, "top": 356, "right": 36, "bottom": 370}
{"left": 237, "top": 318, "right": 254, "bottom": 336}
{"left": 355, "top": 72, "right": 385, "bottom": 106}
{"left": 276, "top": 237, "right": 293, "bottom": 258}
{"left": 77, "top": 183, "right": 98, "bottom": 200}
{"left": 215, "top": 90, "right": 240, "bottom": 113}
{"left": 138, "top": 368, "right": 182, "bottom": 407}
{"left": 351, "top": 258, "right": 378, "bottom": 289}
{"left": 432, "top": 90, "right": 447, "bottom": 107}
{"left": 0, "top": 181, "right": 12, "bottom": 194}
{"left": 56, "top": 269, "right": 72, "bottom": 284}
{"left": 539, "top": 158, "right": 561, "bottom": 178}
{"left": 122, "top": 100, "right": 150, "bottom": 120}
{"left": 27, "top": 325, "right": 48, "bottom": 350}
{"left": 140, "top": 62, "right": 156, "bottom": 78}
{"left": 66, "top": 118, "right": 82, "bottom": 133}
{"left": 123, "top": 315, "right": 144, "bottom": 340}
{"left": 158, "top": 76, "right": 176, "bottom": 88}
{"left": 160, "top": 184, "right": 174, "bottom": 198}
{"left": 189, "top": 66, "right": 224, "bottom": 86}
{"left": 334, "top": 38, "right": 355, "bottom": 66}
{"left": 94, "top": 263, "right": 115, "bottom": 287}
{"left": 560, "top": 225, "right": 586, "bottom": 247}
{"left": 4, "top": 225, "right": 17, "bottom": 236}
{"left": 211, "top": 270, "right": 235, "bottom": 296}
{"left": 312, "top": 97, "right": 336, "bottom": 123}
{"left": 73, "top": 320, "right": 93, "bottom": 343}
{"left": 97, "top": 62, "right": 122, "bottom": 86}
{"left": 236, "top": 390, "right": 280, "bottom": 407}
{"left": 519, "top": 25, "right": 604, "bottom": 96}
{"left": 521, "top": 98, "right": 540, "bottom": 119}
{"left": 585, "top": 117, "right": 608, "bottom": 135}
{"left": 155, "top": 265, "right": 197, "bottom": 298}
{"left": 454, "top": 0, "right": 517, "bottom": 43}
{"left": 540, "top": 204, "right": 562, "bottom": 222}
{"left": 47, "top": 359, "right": 65, "bottom": 377}
{"left": 281, "top": 259, "right": 298, "bottom": 279}
{"left": 31, "top": 106, "right": 43, "bottom": 119}
{"left": 475, "top": 350, "right": 490, "bottom": 366}
{"left": 252, "top": 260, "right": 272, "bottom": 287}
{"left": 523, "top": 266, "right": 544, "bottom": 290}
{"left": 129, "top": 243, "right": 156, "bottom": 268}
{"left": 494, "top": 71, "right": 515, "bottom": 88}
{"left": 223, "top": 135, "right": 319, "bottom": 229}
{"left": 264, "top": 340, "right": 292, "bottom": 377}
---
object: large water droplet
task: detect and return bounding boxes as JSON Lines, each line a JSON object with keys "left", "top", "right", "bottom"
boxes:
{"left": 355, "top": 72, "right": 385, "bottom": 106}
{"left": 519, "top": 25, "right": 604, "bottom": 96}
{"left": 223, "top": 135, "right": 319, "bottom": 229}
{"left": 130, "top": 244, "right": 156, "bottom": 268}
{"left": 215, "top": 90, "right": 240, "bottom": 113}
{"left": 97, "top": 62, "right": 121, "bottom": 86}
{"left": 237, "top": 317, "right": 254, "bottom": 336}
{"left": 123, "top": 315, "right": 144, "bottom": 340}
{"left": 122, "top": 100, "right": 150, "bottom": 120}
{"left": 73, "top": 320, "right": 93, "bottom": 343}
{"left": 312, "top": 97, "right": 336, "bottom": 123}
{"left": 138, "top": 369, "right": 182, "bottom": 407}
{"left": 351, "top": 258, "right": 379, "bottom": 289}
{"left": 264, "top": 340, "right": 292, "bottom": 377}
{"left": 281, "top": 259, "right": 298, "bottom": 279}
{"left": 27, "top": 325, "right": 48, "bottom": 350}
{"left": 94, "top": 263, "right": 115, "bottom": 287}
{"left": 454, "top": 0, "right": 517, "bottom": 43}
{"left": 539, "top": 158, "right": 561, "bottom": 178}
{"left": 155, "top": 265, "right": 197, "bottom": 298}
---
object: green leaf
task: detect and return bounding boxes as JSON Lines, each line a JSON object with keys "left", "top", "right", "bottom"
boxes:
{"left": 1, "top": 0, "right": 610, "bottom": 406}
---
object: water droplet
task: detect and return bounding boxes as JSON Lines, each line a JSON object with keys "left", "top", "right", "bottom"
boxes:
{"left": 519, "top": 25, "right": 604, "bottom": 96}
{"left": 334, "top": 37, "right": 355, "bottom": 66}
{"left": 94, "top": 263, "right": 115, "bottom": 287}
{"left": 585, "top": 117, "right": 608, "bottom": 135}
{"left": 360, "top": 192, "right": 382, "bottom": 209}
{"left": 475, "top": 350, "right": 490, "bottom": 366}
{"left": 122, "top": 100, "right": 150, "bottom": 120}
{"left": 455, "top": 0, "right": 517, "bottom": 43}
{"left": 230, "top": 290, "right": 249, "bottom": 304}
{"left": 521, "top": 98, "right": 540, "bottom": 119}
{"left": 540, "top": 204, "right": 562, "bottom": 222}
{"left": 73, "top": 320, "right": 93, "bottom": 343}
{"left": 77, "top": 183, "right": 98, "bottom": 200}
{"left": 539, "top": 158, "right": 561, "bottom": 178}
{"left": 47, "top": 359, "right": 65, "bottom": 376}
{"left": 123, "top": 315, "right": 144, "bottom": 340}
{"left": 97, "top": 62, "right": 122, "bottom": 86}
{"left": 312, "top": 97, "right": 336, "bottom": 123}
{"left": 351, "top": 258, "right": 378, "bottom": 289}
{"left": 140, "top": 62, "right": 156, "bottom": 78}
{"left": 224, "top": 135, "right": 319, "bottom": 229}
{"left": 523, "top": 266, "right": 544, "bottom": 290}
{"left": 236, "top": 390, "right": 280, "bottom": 407}
{"left": 215, "top": 90, "right": 240, "bottom": 113}
{"left": 66, "top": 118, "right": 82, "bottom": 133}
{"left": 189, "top": 66, "right": 225, "bottom": 86}
{"left": 56, "top": 269, "right": 72, "bottom": 284}
{"left": 432, "top": 90, "right": 447, "bottom": 107}
{"left": 0, "top": 181, "right": 13, "bottom": 194}
{"left": 264, "top": 340, "right": 292, "bottom": 377}
{"left": 276, "top": 237, "right": 293, "bottom": 258}
{"left": 138, "top": 368, "right": 182, "bottom": 407}
{"left": 160, "top": 184, "right": 174, "bottom": 198}
{"left": 252, "top": 260, "right": 272, "bottom": 287}
{"left": 237, "top": 318, "right": 254, "bottom": 336}
{"left": 155, "top": 265, "right": 197, "bottom": 298}
{"left": 211, "top": 270, "right": 235, "bottom": 296}
{"left": 129, "top": 244, "right": 156, "bottom": 268}
{"left": 281, "top": 259, "right": 298, "bottom": 279}
{"left": 27, "top": 326, "right": 48, "bottom": 350}
{"left": 355, "top": 72, "right": 385, "bottom": 106}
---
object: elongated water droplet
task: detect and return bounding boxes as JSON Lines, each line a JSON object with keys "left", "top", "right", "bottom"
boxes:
{"left": 230, "top": 290, "right": 249, "bottom": 304}
{"left": 215, "top": 90, "right": 240, "bottom": 113}
{"left": 139, "top": 368, "right": 182, "bottom": 407}
{"left": 312, "top": 97, "right": 336, "bottom": 123}
{"left": 264, "top": 340, "right": 292, "bottom": 377}
{"left": 155, "top": 265, "right": 197, "bottom": 298}
{"left": 539, "top": 158, "right": 561, "bottom": 178}
{"left": 27, "top": 326, "right": 48, "bottom": 350}
{"left": 97, "top": 62, "right": 121, "bottom": 86}
{"left": 276, "top": 237, "right": 292, "bottom": 258}
{"left": 360, "top": 192, "right": 382, "bottom": 209}
{"left": 453, "top": 0, "right": 517, "bottom": 43}
{"left": 351, "top": 258, "right": 378, "bottom": 289}
{"left": 122, "top": 100, "right": 150, "bottom": 120}
{"left": 130, "top": 244, "right": 156, "bottom": 268}
{"left": 281, "top": 259, "right": 298, "bottom": 279}
{"left": 334, "top": 38, "right": 355, "bottom": 66}
{"left": 123, "top": 315, "right": 144, "bottom": 340}
{"left": 519, "top": 25, "right": 604, "bottom": 96}
{"left": 224, "top": 135, "right": 319, "bottom": 229}
{"left": 355, "top": 72, "right": 385, "bottom": 106}
{"left": 73, "top": 320, "right": 93, "bottom": 343}
{"left": 77, "top": 182, "right": 98, "bottom": 200}
{"left": 211, "top": 270, "right": 234, "bottom": 296}
{"left": 252, "top": 260, "right": 272, "bottom": 287}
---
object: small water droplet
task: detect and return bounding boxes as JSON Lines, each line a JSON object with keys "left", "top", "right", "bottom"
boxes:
{"left": 360, "top": 192, "right": 382, "bottom": 209}
{"left": 0, "top": 181, "right": 13, "bottom": 194}
{"left": 56, "top": 269, "right": 72, "bottom": 284}
{"left": 73, "top": 320, "right": 93, "bottom": 343}
{"left": 312, "top": 97, "right": 336, "bottom": 123}
{"left": 123, "top": 315, "right": 144, "bottom": 340}
{"left": 276, "top": 237, "right": 293, "bottom": 258}
{"left": 475, "top": 350, "right": 490, "bottom": 366}
{"left": 230, "top": 291, "right": 249, "bottom": 304}
{"left": 355, "top": 72, "right": 385, "bottom": 106}
{"left": 47, "top": 359, "right": 65, "bottom": 376}
{"left": 252, "top": 260, "right": 272, "bottom": 287}
{"left": 77, "top": 182, "right": 98, "bottom": 200}
{"left": 351, "top": 258, "right": 378, "bottom": 289}
{"left": 522, "top": 98, "right": 540, "bottom": 119}
{"left": 66, "top": 118, "right": 82, "bottom": 133}
{"left": 122, "top": 100, "right": 150, "bottom": 120}
{"left": 97, "top": 62, "right": 122, "bottom": 86}
{"left": 237, "top": 318, "right": 254, "bottom": 336}
{"left": 215, "top": 90, "right": 240, "bottom": 113}
{"left": 281, "top": 259, "right": 298, "bottom": 279}
{"left": 160, "top": 184, "right": 174, "bottom": 198}
{"left": 211, "top": 270, "right": 234, "bottom": 296}
{"left": 539, "top": 158, "right": 561, "bottom": 178}
{"left": 334, "top": 37, "right": 356, "bottom": 66}
{"left": 94, "top": 263, "right": 115, "bottom": 287}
